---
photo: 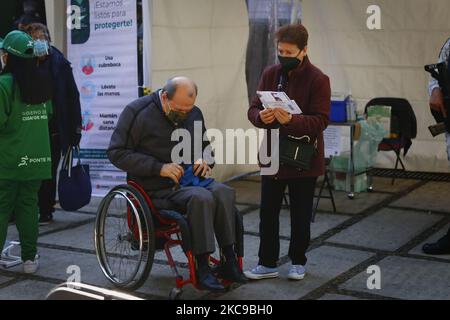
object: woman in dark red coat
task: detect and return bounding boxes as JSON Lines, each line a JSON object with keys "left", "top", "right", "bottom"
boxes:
{"left": 245, "top": 24, "right": 331, "bottom": 281}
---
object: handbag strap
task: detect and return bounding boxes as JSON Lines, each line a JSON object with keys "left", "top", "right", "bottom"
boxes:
{"left": 73, "top": 146, "right": 88, "bottom": 175}
{"left": 73, "top": 145, "right": 82, "bottom": 166}
{"left": 61, "top": 145, "right": 83, "bottom": 178}
{"left": 287, "top": 135, "right": 311, "bottom": 143}
{"left": 62, "top": 147, "right": 72, "bottom": 170}
{"left": 287, "top": 135, "right": 318, "bottom": 149}
{"left": 277, "top": 72, "right": 288, "bottom": 93}
{"left": 278, "top": 72, "right": 319, "bottom": 149}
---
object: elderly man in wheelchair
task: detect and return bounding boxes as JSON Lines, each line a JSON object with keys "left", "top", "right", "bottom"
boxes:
{"left": 106, "top": 77, "right": 247, "bottom": 293}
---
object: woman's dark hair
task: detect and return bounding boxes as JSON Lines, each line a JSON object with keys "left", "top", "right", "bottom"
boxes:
{"left": 275, "top": 24, "right": 309, "bottom": 50}
{"left": 3, "top": 54, "right": 52, "bottom": 105}
{"left": 23, "top": 23, "right": 52, "bottom": 42}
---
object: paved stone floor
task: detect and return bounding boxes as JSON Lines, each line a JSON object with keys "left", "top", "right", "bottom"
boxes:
{"left": 1, "top": 176, "right": 450, "bottom": 300}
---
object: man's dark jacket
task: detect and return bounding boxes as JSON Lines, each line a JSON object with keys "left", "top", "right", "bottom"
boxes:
{"left": 107, "top": 91, "right": 212, "bottom": 192}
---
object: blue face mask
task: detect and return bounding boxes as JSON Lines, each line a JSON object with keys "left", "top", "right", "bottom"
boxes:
{"left": 33, "top": 39, "right": 50, "bottom": 57}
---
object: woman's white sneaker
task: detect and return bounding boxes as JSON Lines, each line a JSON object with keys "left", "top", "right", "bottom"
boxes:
{"left": 288, "top": 265, "right": 306, "bottom": 280}
{"left": 23, "top": 255, "right": 40, "bottom": 274}
{"left": 244, "top": 265, "right": 279, "bottom": 280}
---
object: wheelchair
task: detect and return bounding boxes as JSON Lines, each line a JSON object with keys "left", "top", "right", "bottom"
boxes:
{"left": 94, "top": 180, "right": 244, "bottom": 300}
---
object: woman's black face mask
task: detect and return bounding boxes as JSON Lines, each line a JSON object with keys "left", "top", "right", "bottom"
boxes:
{"left": 278, "top": 51, "right": 302, "bottom": 73}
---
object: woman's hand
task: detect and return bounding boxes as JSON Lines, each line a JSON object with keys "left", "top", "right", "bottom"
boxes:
{"left": 273, "top": 108, "right": 293, "bottom": 125}
{"left": 259, "top": 109, "right": 276, "bottom": 124}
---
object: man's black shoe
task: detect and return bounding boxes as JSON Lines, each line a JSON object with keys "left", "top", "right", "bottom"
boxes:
{"left": 422, "top": 236, "right": 450, "bottom": 255}
{"left": 218, "top": 259, "right": 248, "bottom": 284}
{"left": 197, "top": 267, "right": 226, "bottom": 292}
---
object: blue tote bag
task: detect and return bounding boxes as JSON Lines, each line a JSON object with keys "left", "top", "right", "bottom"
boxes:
{"left": 58, "top": 146, "right": 92, "bottom": 211}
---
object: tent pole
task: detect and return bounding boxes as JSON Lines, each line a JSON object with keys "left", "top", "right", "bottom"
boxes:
{"left": 272, "top": 0, "right": 279, "bottom": 64}
{"left": 291, "top": 0, "right": 302, "bottom": 24}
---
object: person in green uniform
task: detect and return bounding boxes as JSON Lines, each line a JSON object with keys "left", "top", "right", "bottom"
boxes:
{"left": 0, "top": 30, "right": 53, "bottom": 274}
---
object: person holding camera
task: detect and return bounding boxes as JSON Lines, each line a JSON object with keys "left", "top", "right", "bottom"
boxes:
{"left": 423, "top": 38, "right": 450, "bottom": 255}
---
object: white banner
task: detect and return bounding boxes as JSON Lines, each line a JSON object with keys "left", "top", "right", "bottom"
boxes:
{"left": 67, "top": 0, "right": 138, "bottom": 196}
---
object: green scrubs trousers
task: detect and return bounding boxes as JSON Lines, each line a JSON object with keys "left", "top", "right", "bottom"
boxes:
{"left": 0, "top": 180, "right": 40, "bottom": 262}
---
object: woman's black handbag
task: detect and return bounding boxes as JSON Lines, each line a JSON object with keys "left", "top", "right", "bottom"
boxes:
{"left": 58, "top": 146, "right": 92, "bottom": 211}
{"left": 279, "top": 135, "right": 318, "bottom": 170}
{"left": 276, "top": 73, "right": 318, "bottom": 171}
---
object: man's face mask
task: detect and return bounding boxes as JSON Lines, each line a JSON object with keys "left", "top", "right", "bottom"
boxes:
{"left": 33, "top": 39, "right": 50, "bottom": 57}
{"left": 278, "top": 50, "right": 302, "bottom": 73}
{"left": 166, "top": 102, "right": 189, "bottom": 126}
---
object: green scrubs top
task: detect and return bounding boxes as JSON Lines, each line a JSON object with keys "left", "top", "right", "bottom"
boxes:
{"left": 0, "top": 73, "right": 52, "bottom": 181}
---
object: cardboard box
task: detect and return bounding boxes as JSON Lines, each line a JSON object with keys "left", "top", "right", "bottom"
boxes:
{"left": 332, "top": 172, "right": 368, "bottom": 193}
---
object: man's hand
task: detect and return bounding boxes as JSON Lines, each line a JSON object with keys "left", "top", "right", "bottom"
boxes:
{"left": 193, "top": 159, "right": 212, "bottom": 178}
{"left": 160, "top": 163, "right": 185, "bottom": 184}
{"left": 259, "top": 109, "right": 276, "bottom": 125}
{"left": 430, "top": 87, "right": 448, "bottom": 118}
{"left": 273, "top": 108, "right": 293, "bottom": 125}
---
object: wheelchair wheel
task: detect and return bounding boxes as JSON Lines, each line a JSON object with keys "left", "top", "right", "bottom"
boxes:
{"left": 95, "top": 184, "right": 156, "bottom": 291}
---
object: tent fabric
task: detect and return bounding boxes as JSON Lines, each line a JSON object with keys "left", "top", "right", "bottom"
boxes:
{"left": 246, "top": 0, "right": 302, "bottom": 101}
{"left": 45, "top": 0, "right": 66, "bottom": 53}
{"left": 149, "top": 0, "right": 256, "bottom": 180}
{"left": 46, "top": 0, "right": 255, "bottom": 181}
{"left": 303, "top": 0, "right": 450, "bottom": 172}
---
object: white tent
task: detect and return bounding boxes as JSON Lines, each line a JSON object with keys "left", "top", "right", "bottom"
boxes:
{"left": 148, "top": 0, "right": 255, "bottom": 180}
{"left": 303, "top": 0, "right": 450, "bottom": 172}
{"left": 45, "top": 0, "right": 450, "bottom": 179}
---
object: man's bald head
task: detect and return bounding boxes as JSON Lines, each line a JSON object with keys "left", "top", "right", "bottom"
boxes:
{"left": 163, "top": 77, "right": 198, "bottom": 100}
{"left": 161, "top": 77, "right": 198, "bottom": 113}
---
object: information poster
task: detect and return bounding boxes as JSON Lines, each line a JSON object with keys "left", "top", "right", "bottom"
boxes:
{"left": 67, "top": 0, "right": 138, "bottom": 196}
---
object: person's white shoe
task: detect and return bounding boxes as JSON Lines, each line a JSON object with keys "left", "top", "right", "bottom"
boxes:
{"left": 23, "top": 255, "right": 40, "bottom": 274}
{"left": 244, "top": 265, "right": 279, "bottom": 280}
{"left": 288, "top": 265, "right": 306, "bottom": 280}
